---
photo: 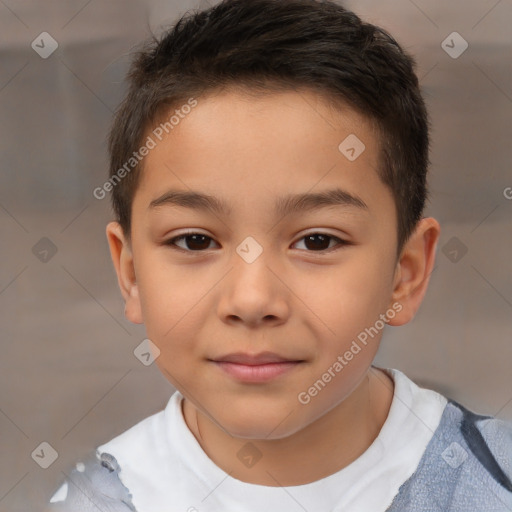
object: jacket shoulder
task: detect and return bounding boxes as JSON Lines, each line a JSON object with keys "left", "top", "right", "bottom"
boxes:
{"left": 387, "top": 399, "right": 512, "bottom": 511}
{"left": 46, "top": 451, "right": 136, "bottom": 511}
{"left": 456, "top": 399, "right": 512, "bottom": 491}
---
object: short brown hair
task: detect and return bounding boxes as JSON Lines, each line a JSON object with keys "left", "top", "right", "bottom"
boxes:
{"left": 108, "top": 0, "right": 430, "bottom": 256}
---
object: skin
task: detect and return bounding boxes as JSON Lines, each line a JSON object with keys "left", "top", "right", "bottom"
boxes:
{"left": 106, "top": 88, "right": 440, "bottom": 487}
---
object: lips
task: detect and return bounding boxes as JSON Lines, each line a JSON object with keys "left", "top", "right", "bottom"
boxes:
{"left": 209, "top": 351, "right": 304, "bottom": 382}
{"left": 210, "top": 351, "right": 303, "bottom": 365}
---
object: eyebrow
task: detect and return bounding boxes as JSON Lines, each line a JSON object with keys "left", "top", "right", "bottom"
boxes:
{"left": 148, "top": 187, "right": 368, "bottom": 218}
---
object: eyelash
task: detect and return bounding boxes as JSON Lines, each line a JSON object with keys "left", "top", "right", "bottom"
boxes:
{"left": 164, "top": 231, "right": 348, "bottom": 254}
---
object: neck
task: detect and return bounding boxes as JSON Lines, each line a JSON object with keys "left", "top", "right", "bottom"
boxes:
{"left": 182, "top": 366, "right": 394, "bottom": 486}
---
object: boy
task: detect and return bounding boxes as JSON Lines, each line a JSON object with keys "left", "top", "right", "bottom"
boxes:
{"left": 48, "top": 0, "right": 512, "bottom": 510}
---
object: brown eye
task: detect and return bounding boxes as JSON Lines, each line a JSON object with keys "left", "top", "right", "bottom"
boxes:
{"left": 166, "top": 233, "right": 216, "bottom": 251}
{"left": 293, "top": 233, "right": 346, "bottom": 252}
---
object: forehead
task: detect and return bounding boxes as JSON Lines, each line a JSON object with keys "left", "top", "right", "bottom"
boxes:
{"left": 134, "top": 88, "right": 389, "bottom": 217}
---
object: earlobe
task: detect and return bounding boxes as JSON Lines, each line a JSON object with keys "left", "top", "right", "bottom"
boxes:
{"left": 105, "top": 222, "right": 143, "bottom": 325}
{"left": 387, "top": 217, "right": 440, "bottom": 326}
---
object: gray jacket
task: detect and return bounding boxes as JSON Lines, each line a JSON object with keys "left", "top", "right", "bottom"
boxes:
{"left": 47, "top": 399, "right": 512, "bottom": 511}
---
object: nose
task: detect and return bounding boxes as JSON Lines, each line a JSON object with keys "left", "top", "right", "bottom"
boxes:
{"left": 216, "top": 248, "right": 290, "bottom": 328}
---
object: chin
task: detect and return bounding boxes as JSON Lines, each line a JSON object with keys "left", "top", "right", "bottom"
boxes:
{"left": 215, "top": 407, "right": 305, "bottom": 441}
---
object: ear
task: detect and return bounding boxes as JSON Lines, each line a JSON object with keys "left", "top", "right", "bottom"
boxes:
{"left": 387, "top": 217, "right": 440, "bottom": 326}
{"left": 106, "top": 222, "right": 143, "bottom": 324}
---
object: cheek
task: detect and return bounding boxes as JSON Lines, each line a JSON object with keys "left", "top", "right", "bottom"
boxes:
{"left": 135, "top": 255, "right": 199, "bottom": 345}
{"left": 293, "top": 252, "right": 394, "bottom": 387}
{"left": 298, "top": 253, "right": 390, "bottom": 331}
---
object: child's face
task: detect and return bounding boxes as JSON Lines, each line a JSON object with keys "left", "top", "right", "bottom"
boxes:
{"left": 113, "top": 89, "right": 405, "bottom": 439}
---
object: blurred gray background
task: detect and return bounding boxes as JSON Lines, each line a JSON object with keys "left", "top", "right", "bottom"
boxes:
{"left": 0, "top": 0, "right": 511, "bottom": 509}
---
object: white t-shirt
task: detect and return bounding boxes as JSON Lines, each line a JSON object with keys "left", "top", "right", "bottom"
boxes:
{"left": 94, "top": 367, "right": 447, "bottom": 512}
